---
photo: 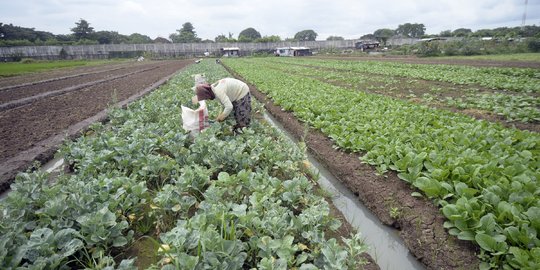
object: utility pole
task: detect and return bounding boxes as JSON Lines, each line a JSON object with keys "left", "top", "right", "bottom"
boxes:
{"left": 521, "top": 0, "right": 528, "bottom": 30}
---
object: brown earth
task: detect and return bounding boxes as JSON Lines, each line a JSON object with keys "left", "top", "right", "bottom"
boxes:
{"left": 0, "top": 60, "right": 191, "bottom": 191}
{"left": 224, "top": 64, "right": 481, "bottom": 270}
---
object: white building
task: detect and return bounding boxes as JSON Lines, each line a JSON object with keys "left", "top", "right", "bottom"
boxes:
{"left": 221, "top": 47, "right": 240, "bottom": 57}
{"left": 274, "top": 47, "right": 312, "bottom": 57}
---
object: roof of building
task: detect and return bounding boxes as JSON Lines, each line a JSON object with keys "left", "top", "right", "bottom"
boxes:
{"left": 276, "top": 47, "right": 310, "bottom": 50}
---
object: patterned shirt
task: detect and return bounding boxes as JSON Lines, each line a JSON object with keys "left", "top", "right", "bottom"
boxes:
{"left": 212, "top": 78, "right": 249, "bottom": 117}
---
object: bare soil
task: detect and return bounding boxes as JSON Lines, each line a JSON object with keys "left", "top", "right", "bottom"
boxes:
{"left": 225, "top": 64, "right": 481, "bottom": 270}
{"left": 0, "top": 60, "right": 191, "bottom": 190}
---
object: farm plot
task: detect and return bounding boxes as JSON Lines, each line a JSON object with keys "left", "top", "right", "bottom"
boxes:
{"left": 224, "top": 58, "right": 540, "bottom": 270}
{"left": 0, "top": 60, "right": 374, "bottom": 269}
{"left": 0, "top": 60, "right": 190, "bottom": 190}
{"left": 261, "top": 58, "right": 540, "bottom": 129}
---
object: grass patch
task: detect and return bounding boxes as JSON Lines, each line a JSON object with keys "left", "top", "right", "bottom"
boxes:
{"left": 433, "top": 53, "right": 540, "bottom": 62}
{"left": 0, "top": 59, "right": 126, "bottom": 77}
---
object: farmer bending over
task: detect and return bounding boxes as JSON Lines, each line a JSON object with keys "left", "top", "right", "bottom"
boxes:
{"left": 192, "top": 78, "right": 251, "bottom": 130}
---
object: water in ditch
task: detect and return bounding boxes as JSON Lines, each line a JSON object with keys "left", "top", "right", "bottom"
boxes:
{"left": 263, "top": 113, "right": 425, "bottom": 270}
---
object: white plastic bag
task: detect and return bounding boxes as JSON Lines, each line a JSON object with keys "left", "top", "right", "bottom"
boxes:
{"left": 181, "top": 101, "right": 209, "bottom": 135}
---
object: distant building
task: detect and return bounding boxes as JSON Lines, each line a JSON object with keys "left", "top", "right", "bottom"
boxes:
{"left": 355, "top": 40, "right": 380, "bottom": 51}
{"left": 275, "top": 47, "right": 312, "bottom": 57}
{"left": 419, "top": 37, "right": 447, "bottom": 42}
{"left": 221, "top": 47, "right": 240, "bottom": 57}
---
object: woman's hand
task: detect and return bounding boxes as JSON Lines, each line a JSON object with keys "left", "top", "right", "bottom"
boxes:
{"left": 216, "top": 113, "right": 226, "bottom": 122}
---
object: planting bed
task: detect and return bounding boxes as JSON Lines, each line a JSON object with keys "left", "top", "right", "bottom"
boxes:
{"left": 0, "top": 60, "right": 191, "bottom": 190}
{"left": 261, "top": 58, "right": 540, "bottom": 132}
{"left": 1, "top": 56, "right": 537, "bottom": 269}
{"left": 223, "top": 63, "right": 479, "bottom": 270}
{"left": 223, "top": 57, "right": 539, "bottom": 270}
{"left": 316, "top": 55, "right": 540, "bottom": 69}
{"left": 1, "top": 60, "right": 377, "bottom": 270}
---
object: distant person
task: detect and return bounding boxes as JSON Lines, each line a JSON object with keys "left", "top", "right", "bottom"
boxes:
{"left": 192, "top": 78, "right": 251, "bottom": 130}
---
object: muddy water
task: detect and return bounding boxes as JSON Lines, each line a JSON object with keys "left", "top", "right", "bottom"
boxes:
{"left": 263, "top": 113, "right": 425, "bottom": 270}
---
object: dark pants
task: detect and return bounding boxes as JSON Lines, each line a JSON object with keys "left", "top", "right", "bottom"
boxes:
{"left": 232, "top": 93, "right": 251, "bottom": 129}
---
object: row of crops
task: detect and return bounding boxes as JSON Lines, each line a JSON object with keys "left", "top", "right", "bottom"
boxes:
{"left": 223, "top": 58, "right": 540, "bottom": 269}
{"left": 277, "top": 58, "right": 540, "bottom": 93}
{"left": 259, "top": 58, "right": 540, "bottom": 123}
{"left": 0, "top": 61, "right": 370, "bottom": 269}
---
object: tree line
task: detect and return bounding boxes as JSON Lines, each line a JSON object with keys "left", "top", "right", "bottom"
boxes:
{"left": 0, "top": 19, "right": 320, "bottom": 47}
{"left": 2, "top": 19, "right": 539, "bottom": 47}
{"left": 363, "top": 23, "right": 540, "bottom": 46}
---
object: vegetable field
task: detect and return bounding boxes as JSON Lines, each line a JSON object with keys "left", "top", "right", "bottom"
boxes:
{"left": 223, "top": 57, "right": 539, "bottom": 270}
{"left": 0, "top": 61, "right": 372, "bottom": 269}
{"left": 250, "top": 58, "right": 540, "bottom": 125}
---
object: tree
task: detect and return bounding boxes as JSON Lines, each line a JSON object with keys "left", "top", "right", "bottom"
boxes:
{"left": 153, "top": 37, "right": 171, "bottom": 43}
{"left": 452, "top": 28, "right": 472, "bottom": 37}
{"left": 0, "top": 23, "right": 55, "bottom": 42}
{"left": 395, "top": 23, "right": 425, "bottom": 38}
{"left": 326, "top": 36, "right": 344, "bottom": 41}
{"left": 94, "top": 31, "right": 127, "bottom": 44}
{"left": 170, "top": 22, "right": 201, "bottom": 43}
{"left": 215, "top": 34, "right": 228, "bottom": 42}
{"left": 294, "top": 30, "right": 317, "bottom": 41}
{"left": 471, "top": 29, "right": 494, "bottom": 37}
{"left": 518, "top": 25, "right": 540, "bottom": 37}
{"left": 373, "top": 28, "right": 394, "bottom": 45}
{"left": 256, "top": 35, "right": 281, "bottom": 43}
{"left": 439, "top": 30, "right": 452, "bottom": 37}
{"left": 238, "top": 27, "right": 261, "bottom": 42}
{"left": 215, "top": 33, "right": 236, "bottom": 43}
{"left": 360, "top": 34, "right": 376, "bottom": 40}
{"left": 56, "top": 34, "right": 75, "bottom": 43}
{"left": 71, "top": 19, "right": 94, "bottom": 40}
{"left": 127, "top": 33, "right": 152, "bottom": 44}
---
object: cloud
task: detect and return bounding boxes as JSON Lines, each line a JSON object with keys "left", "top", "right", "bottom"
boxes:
{"left": 0, "top": 0, "right": 538, "bottom": 40}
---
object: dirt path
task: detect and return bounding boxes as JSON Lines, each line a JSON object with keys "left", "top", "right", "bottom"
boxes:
{"left": 0, "top": 60, "right": 191, "bottom": 190}
{"left": 224, "top": 64, "right": 480, "bottom": 270}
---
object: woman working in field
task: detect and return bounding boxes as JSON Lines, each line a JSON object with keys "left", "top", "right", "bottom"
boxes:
{"left": 192, "top": 78, "right": 252, "bottom": 130}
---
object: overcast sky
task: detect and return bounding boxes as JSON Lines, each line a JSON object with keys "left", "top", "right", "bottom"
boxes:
{"left": 1, "top": 0, "right": 539, "bottom": 40}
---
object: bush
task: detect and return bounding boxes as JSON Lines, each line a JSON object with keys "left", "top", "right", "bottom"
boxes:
{"left": 416, "top": 41, "right": 442, "bottom": 57}
{"left": 10, "top": 52, "right": 24, "bottom": 62}
{"left": 59, "top": 48, "right": 69, "bottom": 59}
{"left": 20, "top": 58, "right": 36, "bottom": 64}
{"left": 527, "top": 38, "right": 540, "bottom": 52}
{"left": 0, "top": 39, "right": 35, "bottom": 47}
